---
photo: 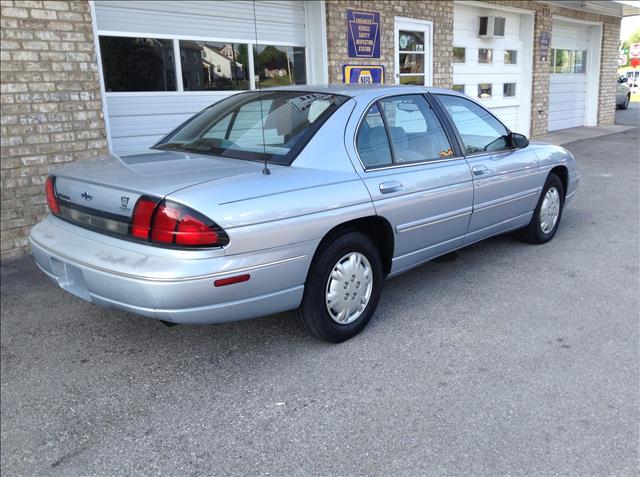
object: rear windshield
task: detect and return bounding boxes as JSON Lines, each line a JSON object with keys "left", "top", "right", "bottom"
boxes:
{"left": 154, "top": 91, "right": 349, "bottom": 165}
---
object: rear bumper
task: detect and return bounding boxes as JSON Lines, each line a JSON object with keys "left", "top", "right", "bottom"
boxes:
{"left": 30, "top": 216, "right": 314, "bottom": 324}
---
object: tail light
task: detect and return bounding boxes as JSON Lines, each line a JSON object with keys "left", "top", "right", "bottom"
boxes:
{"left": 44, "top": 176, "right": 60, "bottom": 215}
{"left": 130, "top": 196, "right": 228, "bottom": 248}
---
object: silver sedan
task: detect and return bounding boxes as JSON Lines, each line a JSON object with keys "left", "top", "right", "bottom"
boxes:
{"left": 30, "top": 85, "right": 579, "bottom": 342}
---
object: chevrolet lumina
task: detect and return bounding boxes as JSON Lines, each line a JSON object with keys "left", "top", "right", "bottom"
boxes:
{"left": 30, "top": 85, "right": 579, "bottom": 342}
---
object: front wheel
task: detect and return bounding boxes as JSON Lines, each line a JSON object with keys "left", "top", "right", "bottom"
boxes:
{"left": 296, "top": 231, "right": 383, "bottom": 342}
{"left": 519, "top": 173, "right": 565, "bottom": 244}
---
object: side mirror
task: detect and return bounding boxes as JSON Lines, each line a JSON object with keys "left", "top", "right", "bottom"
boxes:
{"left": 511, "top": 132, "right": 529, "bottom": 149}
{"left": 622, "top": 77, "right": 629, "bottom": 83}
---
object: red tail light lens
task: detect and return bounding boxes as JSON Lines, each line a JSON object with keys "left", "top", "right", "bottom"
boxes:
{"left": 129, "top": 196, "right": 228, "bottom": 248}
{"left": 150, "top": 202, "right": 180, "bottom": 243}
{"left": 176, "top": 214, "right": 219, "bottom": 245}
{"left": 44, "top": 176, "right": 60, "bottom": 215}
{"left": 130, "top": 197, "right": 158, "bottom": 239}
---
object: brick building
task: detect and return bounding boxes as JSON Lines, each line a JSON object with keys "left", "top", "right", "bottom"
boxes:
{"left": 0, "top": 0, "right": 629, "bottom": 257}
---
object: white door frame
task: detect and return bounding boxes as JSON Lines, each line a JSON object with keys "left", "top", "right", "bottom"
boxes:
{"left": 551, "top": 15, "right": 603, "bottom": 128}
{"left": 394, "top": 17, "right": 433, "bottom": 86}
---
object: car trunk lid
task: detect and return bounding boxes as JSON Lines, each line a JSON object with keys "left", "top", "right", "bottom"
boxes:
{"left": 54, "top": 151, "right": 265, "bottom": 218}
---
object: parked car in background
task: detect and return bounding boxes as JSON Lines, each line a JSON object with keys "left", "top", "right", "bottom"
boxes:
{"left": 30, "top": 85, "right": 579, "bottom": 342}
{"left": 617, "top": 76, "right": 631, "bottom": 110}
{"left": 625, "top": 70, "right": 639, "bottom": 90}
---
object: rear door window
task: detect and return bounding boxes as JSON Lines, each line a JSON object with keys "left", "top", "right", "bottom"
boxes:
{"left": 378, "top": 95, "right": 454, "bottom": 163}
{"left": 356, "top": 104, "right": 393, "bottom": 168}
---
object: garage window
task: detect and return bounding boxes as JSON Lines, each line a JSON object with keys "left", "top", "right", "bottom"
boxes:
{"left": 573, "top": 50, "right": 587, "bottom": 73}
{"left": 253, "top": 45, "right": 306, "bottom": 87}
{"left": 453, "top": 47, "right": 466, "bottom": 63}
{"left": 503, "top": 83, "right": 516, "bottom": 97}
{"left": 100, "top": 36, "right": 177, "bottom": 92}
{"left": 504, "top": 50, "right": 517, "bottom": 64}
{"left": 478, "top": 83, "right": 492, "bottom": 99}
{"left": 550, "top": 49, "right": 587, "bottom": 74}
{"left": 452, "top": 84, "right": 465, "bottom": 93}
{"left": 99, "top": 36, "right": 307, "bottom": 92}
{"left": 179, "top": 41, "right": 249, "bottom": 91}
{"left": 478, "top": 48, "right": 492, "bottom": 64}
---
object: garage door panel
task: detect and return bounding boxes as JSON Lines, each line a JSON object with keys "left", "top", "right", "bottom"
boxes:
{"left": 453, "top": 4, "right": 531, "bottom": 136}
{"left": 111, "top": 135, "right": 166, "bottom": 157}
{"left": 94, "top": 0, "right": 306, "bottom": 44}
{"left": 548, "top": 95, "right": 587, "bottom": 108}
{"left": 548, "top": 20, "right": 591, "bottom": 131}
{"left": 454, "top": 4, "right": 521, "bottom": 41}
{"left": 548, "top": 109, "right": 587, "bottom": 122}
{"left": 549, "top": 90, "right": 587, "bottom": 101}
{"left": 548, "top": 116, "right": 584, "bottom": 131}
{"left": 492, "top": 106, "right": 518, "bottom": 131}
{"left": 549, "top": 83, "right": 587, "bottom": 95}
{"left": 95, "top": 1, "right": 308, "bottom": 155}
{"left": 107, "top": 94, "right": 229, "bottom": 117}
{"left": 454, "top": 65, "right": 522, "bottom": 76}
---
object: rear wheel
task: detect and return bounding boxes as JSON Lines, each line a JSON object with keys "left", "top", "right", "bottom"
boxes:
{"left": 519, "top": 173, "right": 564, "bottom": 244}
{"left": 296, "top": 231, "right": 383, "bottom": 342}
{"left": 622, "top": 94, "right": 630, "bottom": 110}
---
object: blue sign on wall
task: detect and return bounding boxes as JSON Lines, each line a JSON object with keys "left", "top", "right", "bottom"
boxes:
{"left": 343, "top": 65, "right": 384, "bottom": 84}
{"left": 347, "top": 9, "right": 381, "bottom": 58}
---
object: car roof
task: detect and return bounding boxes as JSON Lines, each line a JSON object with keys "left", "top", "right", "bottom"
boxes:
{"left": 264, "top": 84, "right": 460, "bottom": 99}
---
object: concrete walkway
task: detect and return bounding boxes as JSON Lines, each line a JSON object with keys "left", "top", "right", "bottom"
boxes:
{"left": 535, "top": 124, "right": 636, "bottom": 146}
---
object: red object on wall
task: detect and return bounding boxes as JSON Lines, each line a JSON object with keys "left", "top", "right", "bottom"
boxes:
{"left": 631, "top": 57, "right": 640, "bottom": 69}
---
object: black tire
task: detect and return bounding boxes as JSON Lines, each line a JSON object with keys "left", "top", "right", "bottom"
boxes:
{"left": 622, "top": 94, "right": 630, "bottom": 110}
{"left": 519, "top": 173, "right": 565, "bottom": 244}
{"left": 296, "top": 231, "right": 384, "bottom": 343}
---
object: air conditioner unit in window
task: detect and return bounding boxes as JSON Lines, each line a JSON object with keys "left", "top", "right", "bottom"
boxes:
{"left": 478, "top": 16, "right": 506, "bottom": 39}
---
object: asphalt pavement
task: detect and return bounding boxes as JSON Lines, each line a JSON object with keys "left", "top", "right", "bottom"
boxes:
{"left": 1, "top": 128, "right": 639, "bottom": 476}
{"left": 615, "top": 100, "right": 640, "bottom": 126}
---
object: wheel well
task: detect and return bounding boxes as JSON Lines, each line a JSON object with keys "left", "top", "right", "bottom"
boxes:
{"left": 549, "top": 165, "right": 568, "bottom": 197}
{"left": 314, "top": 216, "right": 395, "bottom": 275}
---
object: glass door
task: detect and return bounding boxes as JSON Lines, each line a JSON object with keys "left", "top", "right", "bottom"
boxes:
{"left": 394, "top": 18, "right": 432, "bottom": 86}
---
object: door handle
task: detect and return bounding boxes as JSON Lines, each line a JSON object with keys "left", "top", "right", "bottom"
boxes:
{"left": 472, "top": 165, "right": 489, "bottom": 176}
{"left": 379, "top": 181, "right": 403, "bottom": 194}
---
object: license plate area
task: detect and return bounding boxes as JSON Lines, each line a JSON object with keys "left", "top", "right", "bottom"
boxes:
{"left": 50, "top": 257, "right": 91, "bottom": 301}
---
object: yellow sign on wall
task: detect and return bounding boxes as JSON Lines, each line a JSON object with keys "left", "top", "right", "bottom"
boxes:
{"left": 343, "top": 65, "right": 384, "bottom": 84}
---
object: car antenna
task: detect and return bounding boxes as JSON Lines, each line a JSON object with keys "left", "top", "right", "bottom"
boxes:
{"left": 252, "top": 0, "right": 270, "bottom": 175}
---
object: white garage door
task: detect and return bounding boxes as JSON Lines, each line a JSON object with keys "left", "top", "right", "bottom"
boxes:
{"left": 452, "top": 3, "right": 533, "bottom": 135}
{"left": 548, "top": 20, "right": 590, "bottom": 131}
{"left": 93, "top": 1, "right": 311, "bottom": 156}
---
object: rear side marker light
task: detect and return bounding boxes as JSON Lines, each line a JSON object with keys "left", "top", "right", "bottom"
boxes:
{"left": 214, "top": 274, "right": 250, "bottom": 287}
{"left": 45, "top": 176, "right": 60, "bottom": 215}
